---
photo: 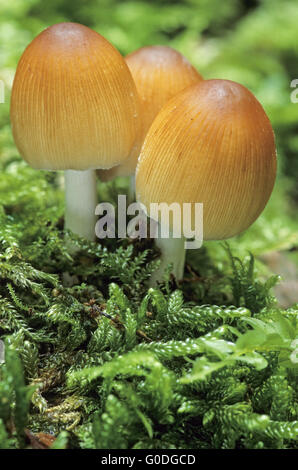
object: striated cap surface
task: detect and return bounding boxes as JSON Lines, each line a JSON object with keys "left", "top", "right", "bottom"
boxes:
{"left": 10, "top": 22, "right": 140, "bottom": 170}
{"left": 100, "top": 45, "right": 202, "bottom": 179}
{"left": 136, "top": 79, "right": 277, "bottom": 240}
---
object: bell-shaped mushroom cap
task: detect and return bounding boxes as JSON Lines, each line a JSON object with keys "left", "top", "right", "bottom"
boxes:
{"left": 99, "top": 45, "right": 203, "bottom": 180}
{"left": 136, "top": 79, "right": 277, "bottom": 240}
{"left": 10, "top": 22, "right": 140, "bottom": 171}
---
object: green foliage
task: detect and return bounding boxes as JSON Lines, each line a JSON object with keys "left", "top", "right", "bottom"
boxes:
{"left": 65, "top": 286, "right": 297, "bottom": 449}
{"left": 0, "top": 341, "right": 35, "bottom": 448}
{"left": 0, "top": 0, "right": 297, "bottom": 451}
{"left": 0, "top": 160, "right": 296, "bottom": 450}
{"left": 0, "top": 224, "right": 297, "bottom": 449}
{"left": 224, "top": 244, "right": 279, "bottom": 311}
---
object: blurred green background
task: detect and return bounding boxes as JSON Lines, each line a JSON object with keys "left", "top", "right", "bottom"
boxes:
{"left": 0, "top": 0, "right": 297, "bottom": 305}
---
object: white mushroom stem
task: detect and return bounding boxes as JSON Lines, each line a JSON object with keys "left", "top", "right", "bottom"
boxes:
{"left": 150, "top": 231, "right": 186, "bottom": 285}
{"left": 64, "top": 169, "right": 97, "bottom": 241}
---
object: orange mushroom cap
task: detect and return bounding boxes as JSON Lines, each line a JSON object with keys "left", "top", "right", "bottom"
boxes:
{"left": 10, "top": 22, "right": 140, "bottom": 171}
{"left": 99, "top": 45, "right": 203, "bottom": 180}
{"left": 136, "top": 79, "right": 277, "bottom": 240}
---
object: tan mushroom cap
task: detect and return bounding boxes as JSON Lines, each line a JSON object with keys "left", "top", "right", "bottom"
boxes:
{"left": 10, "top": 22, "right": 140, "bottom": 171}
{"left": 136, "top": 79, "right": 277, "bottom": 240}
{"left": 99, "top": 45, "right": 203, "bottom": 180}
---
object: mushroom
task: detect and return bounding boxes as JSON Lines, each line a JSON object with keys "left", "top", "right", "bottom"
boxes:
{"left": 98, "top": 45, "right": 203, "bottom": 196}
{"left": 136, "top": 79, "right": 277, "bottom": 284}
{"left": 10, "top": 22, "right": 140, "bottom": 241}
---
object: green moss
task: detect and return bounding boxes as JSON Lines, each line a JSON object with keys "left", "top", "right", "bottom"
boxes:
{"left": 0, "top": 159, "right": 296, "bottom": 449}
{"left": 0, "top": 0, "right": 297, "bottom": 450}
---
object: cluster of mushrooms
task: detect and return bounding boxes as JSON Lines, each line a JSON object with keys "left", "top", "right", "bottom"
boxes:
{"left": 10, "top": 22, "right": 277, "bottom": 284}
